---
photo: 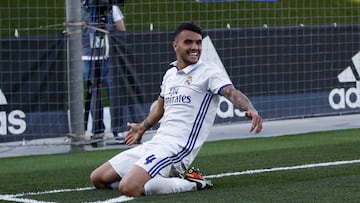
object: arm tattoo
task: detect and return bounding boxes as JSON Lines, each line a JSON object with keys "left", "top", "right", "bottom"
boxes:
{"left": 225, "top": 87, "right": 253, "bottom": 111}
{"left": 143, "top": 119, "right": 153, "bottom": 131}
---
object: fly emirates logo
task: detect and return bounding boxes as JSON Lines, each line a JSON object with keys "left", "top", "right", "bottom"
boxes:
{"left": 164, "top": 87, "right": 191, "bottom": 105}
{"left": 329, "top": 51, "right": 360, "bottom": 109}
{"left": 0, "top": 88, "right": 26, "bottom": 135}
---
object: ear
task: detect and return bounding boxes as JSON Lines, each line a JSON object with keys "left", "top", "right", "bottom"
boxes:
{"left": 172, "top": 41, "right": 177, "bottom": 51}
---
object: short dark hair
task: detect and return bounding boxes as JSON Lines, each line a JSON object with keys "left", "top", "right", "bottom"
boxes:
{"left": 174, "top": 22, "right": 203, "bottom": 39}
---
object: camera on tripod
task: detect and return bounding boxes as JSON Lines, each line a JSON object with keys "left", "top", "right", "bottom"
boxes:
{"left": 82, "top": 0, "right": 125, "bottom": 141}
{"left": 84, "top": 0, "right": 111, "bottom": 28}
{"left": 84, "top": 0, "right": 125, "bottom": 28}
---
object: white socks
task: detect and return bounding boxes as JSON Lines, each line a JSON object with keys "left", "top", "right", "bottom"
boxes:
{"left": 107, "top": 181, "right": 120, "bottom": 190}
{"left": 144, "top": 176, "right": 197, "bottom": 195}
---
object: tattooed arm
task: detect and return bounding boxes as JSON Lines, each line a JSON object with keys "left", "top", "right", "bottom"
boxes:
{"left": 220, "top": 85, "right": 263, "bottom": 134}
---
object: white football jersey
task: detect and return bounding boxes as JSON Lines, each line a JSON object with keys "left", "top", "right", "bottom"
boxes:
{"left": 153, "top": 59, "right": 232, "bottom": 170}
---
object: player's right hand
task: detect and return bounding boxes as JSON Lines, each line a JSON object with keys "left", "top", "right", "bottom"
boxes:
{"left": 125, "top": 122, "right": 144, "bottom": 146}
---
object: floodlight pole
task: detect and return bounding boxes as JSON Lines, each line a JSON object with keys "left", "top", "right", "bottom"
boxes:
{"left": 66, "top": 0, "right": 85, "bottom": 151}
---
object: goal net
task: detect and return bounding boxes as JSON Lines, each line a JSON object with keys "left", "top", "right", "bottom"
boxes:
{"left": 0, "top": 0, "right": 359, "bottom": 148}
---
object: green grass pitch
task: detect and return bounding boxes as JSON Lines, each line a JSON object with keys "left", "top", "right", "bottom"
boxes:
{"left": 1, "top": 128, "right": 359, "bottom": 202}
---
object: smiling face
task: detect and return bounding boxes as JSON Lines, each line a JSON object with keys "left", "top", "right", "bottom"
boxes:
{"left": 173, "top": 30, "right": 202, "bottom": 70}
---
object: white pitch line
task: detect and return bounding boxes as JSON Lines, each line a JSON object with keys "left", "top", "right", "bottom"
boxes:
{"left": 0, "top": 195, "right": 55, "bottom": 203}
{"left": 204, "top": 159, "right": 360, "bottom": 179}
{"left": 0, "top": 187, "right": 94, "bottom": 203}
{"left": 12, "top": 187, "right": 95, "bottom": 197}
{"left": 84, "top": 196, "right": 134, "bottom": 203}
{"left": 1, "top": 159, "right": 359, "bottom": 203}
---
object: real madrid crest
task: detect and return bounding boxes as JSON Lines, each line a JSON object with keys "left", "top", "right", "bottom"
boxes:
{"left": 185, "top": 75, "right": 192, "bottom": 85}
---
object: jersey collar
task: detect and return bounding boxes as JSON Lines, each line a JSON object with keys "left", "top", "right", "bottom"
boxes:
{"left": 170, "top": 59, "right": 203, "bottom": 74}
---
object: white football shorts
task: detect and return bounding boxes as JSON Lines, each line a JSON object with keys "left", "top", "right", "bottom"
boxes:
{"left": 108, "top": 137, "right": 186, "bottom": 178}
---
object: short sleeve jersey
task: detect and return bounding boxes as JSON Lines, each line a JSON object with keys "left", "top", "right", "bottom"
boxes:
{"left": 111, "top": 5, "right": 124, "bottom": 23}
{"left": 154, "top": 59, "right": 232, "bottom": 165}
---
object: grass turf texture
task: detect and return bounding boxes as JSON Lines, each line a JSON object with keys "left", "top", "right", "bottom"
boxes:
{"left": 1, "top": 0, "right": 360, "bottom": 36}
{"left": 0, "top": 128, "right": 359, "bottom": 202}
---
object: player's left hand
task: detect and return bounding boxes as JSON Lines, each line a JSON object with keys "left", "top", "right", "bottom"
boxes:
{"left": 245, "top": 110, "right": 263, "bottom": 134}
